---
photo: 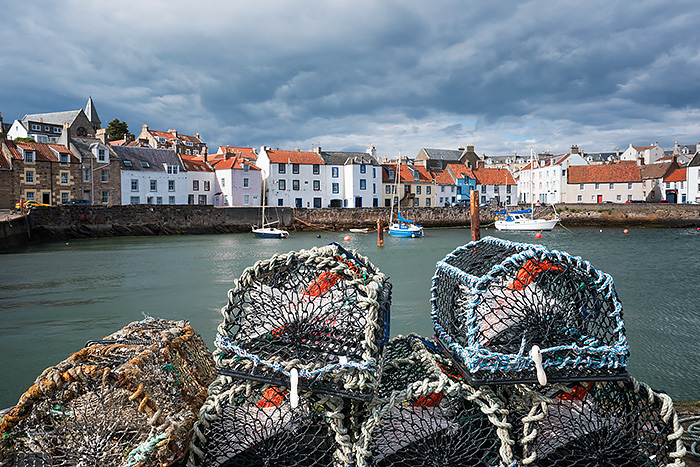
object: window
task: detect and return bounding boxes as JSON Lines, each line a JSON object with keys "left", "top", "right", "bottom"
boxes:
{"left": 579, "top": 183, "right": 584, "bottom": 190}
{"left": 26, "top": 170, "right": 34, "bottom": 184}
{"left": 157, "top": 197, "right": 163, "bottom": 204}
{"left": 123, "top": 160, "right": 132, "bottom": 167}
{"left": 360, "top": 179, "right": 366, "bottom": 190}
{"left": 313, "top": 180, "right": 320, "bottom": 191}
{"left": 332, "top": 183, "right": 339, "bottom": 194}
{"left": 278, "top": 163, "right": 286, "bottom": 174}
{"left": 426, "top": 198, "right": 431, "bottom": 206}
{"left": 441, "top": 186, "right": 445, "bottom": 193}
{"left": 167, "top": 164, "right": 178, "bottom": 174}
{"left": 131, "top": 179, "right": 139, "bottom": 191}
{"left": 150, "top": 180, "right": 157, "bottom": 191}
{"left": 278, "top": 199, "right": 283, "bottom": 206}
{"left": 577, "top": 195, "right": 582, "bottom": 202}
{"left": 360, "top": 164, "right": 366, "bottom": 174}
{"left": 60, "top": 153, "right": 69, "bottom": 165}
{"left": 98, "top": 149, "right": 106, "bottom": 162}
{"left": 198, "top": 195, "right": 206, "bottom": 205}
{"left": 414, "top": 198, "right": 419, "bottom": 207}
{"left": 416, "top": 186, "right": 421, "bottom": 194}
{"left": 31, "top": 124, "right": 41, "bottom": 131}
{"left": 203, "top": 181, "right": 210, "bottom": 191}
{"left": 628, "top": 183, "right": 633, "bottom": 190}
{"left": 141, "top": 161, "right": 150, "bottom": 168}
{"left": 651, "top": 191, "right": 656, "bottom": 199}
{"left": 130, "top": 196, "right": 140, "bottom": 204}
{"left": 26, "top": 192, "right": 35, "bottom": 201}
{"left": 313, "top": 164, "right": 320, "bottom": 175}
{"left": 243, "top": 178, "right": 249, "bottom": 188}
{"left": 168, "top": 180, "right": 175, "bottom": 191}
{"left": 628, "top": 194, "right": 633, "bottom": 201}
{"left": 427, "top": 186, "right": 431, "bottom": 195}
{"left": 44, "top": 126, "right": 50, "bottom": 132}
{"left": 279, "top": 180, "right": 286, "bottom": 190}
{"left": 292, "top": 163, "right": 299, "bottom": 174}
{"left": 101, "top": 169, "right": 109, "bottom": 182}
{"left": 295, "top": 198, "right": 302, "bottom": 208}
{"left": 332, "top": 167, "right": 339, "bottom": 178}
{"left": 23, "top": 150, "right": 35, "bottom": 163}
{"left": 221, "top": 178, "right": 225, "bottom": 187}
{"left": 54, "top": 127, "right": 61, "bottom": 134}
{"left": 243, "top": 194, "right": 250, "bottom": 205}
{"left": 481, "top": 185, "right": 486, "bottom": 193}
{"left": 609, "top": 183, "right": 615, "bottom": 189}
{"left": 314, "top": 197, "right": 322, "bottom": 208}
{"left": 188, "top": 194, "right": 194, "bottom": 205}
{"left": 83, "top": 168, "right": 90, "bottom": 182}
{"left": 61, "top": 193, "right": 69, "bottom": 204}
{"left": 666, "top": 182, "right": 670, "bottom": 189}
{"left": 373, "top": 167, "right": 376, "bottom": 178}
{"left": 385, "top": 185, "right": 391, "bottom": 194}
{"left": 193, "top": 180, "right": 199, "bottom": 191}
{"left": 60, "top": 172, "right": 69, "bottom": 185}
{"left": 617, "top": 194, "right": 622, "bottom": 201}
{"left": 293, "top": 180, "right": 300, "bottom": 191}
{"left": 373, "top": 183, "right": 376, "bottom": 193}
{"left": 243, "top": 163, "right": 249, "bottom": 172}
{"left": 169, "top": 196, "right": 175, "bottom": 204}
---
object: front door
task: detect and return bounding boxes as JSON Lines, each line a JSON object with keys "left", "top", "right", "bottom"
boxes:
{"left": 355, "top": 197, "right": 362, "bottom": 207}
{"left": 42, "top": 192, "right": 51, "bottom": 205}
{"left": 597, "top": 194, "right": 603, "bottom": 203}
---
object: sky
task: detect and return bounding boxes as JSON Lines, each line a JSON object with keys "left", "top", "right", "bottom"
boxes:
{"left": 2, "top": 0, "right": 700, "bottom": 159}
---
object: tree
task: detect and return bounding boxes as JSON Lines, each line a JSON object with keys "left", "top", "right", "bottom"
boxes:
{"left": 14, "top": 137, "right": 36, "bottom": 142}
{"left": 106, "top": 119, "right": 129, "bottom": 140}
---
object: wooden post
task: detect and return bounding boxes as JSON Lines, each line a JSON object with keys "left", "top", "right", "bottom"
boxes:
{"left": 470, "top": 190, "right": 480, "bottom": 242}
{"left": 377, "top": 218, "right": 384, "bottom": 246}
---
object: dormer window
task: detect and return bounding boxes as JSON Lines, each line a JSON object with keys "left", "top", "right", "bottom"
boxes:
{"left": 60, "top": 153, "right": 69, "bottom": 165}
{"left": 243, "top": 163, "right": 250, "bottom": 172}
{"left": 123, "top": 160, "right": 133, "bottom": 167}
{"left": 158, "top": 137, "right": 166, "bottom": 143}
{"left": 141, "top": 161, "right": 150, "bottom": 168}
{"left": 31, "top": 124, "right": 41, "bottom": 131}
{"left": 166, "top": 164, "right": 178, "bottom": 174}
{"left": 185, "top": 141, "right": 194, "bottom": 147}
{"left": 53, "top": 127, "right": 62, "bottom": 134}
{"left": 23, "top": 150, "right": 35, "bottom": 163}
{"left": 98, "top": 149, "right": 106, "bottom": 162}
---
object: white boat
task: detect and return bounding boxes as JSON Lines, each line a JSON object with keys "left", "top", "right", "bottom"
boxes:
{"left": 253, "top": 179, "right": 289, "bottom": 238}
{"left": 349, "top": 228, "right": 370, "bottom": 234}
{"left": 388, "top": 157, "right": 424, "bottom": 238}
{"left": 494, "top": 148, "right": 559, "bottom": 232}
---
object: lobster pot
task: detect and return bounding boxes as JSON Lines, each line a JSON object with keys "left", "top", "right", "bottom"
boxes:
{"left": 431, "top": 237, "right": 629, "bottom": 385}
{"left": 0, "top": 318, "right": 215, "bottom": 467}
{"left": 188, "top": 375, "right": 355, "bottom": 467}
{"left": 354, "top": 335, "right": 511, "bottom": 467}
{"left": 504, "top": 376, "right": 686, "bottom": 466}
{"left": 215, "top": 243, "right": 391, "bottom": 401}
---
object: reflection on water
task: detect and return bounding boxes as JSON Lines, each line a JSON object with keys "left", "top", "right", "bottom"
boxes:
{"left": 0, "top": 226, "right": 698, "bottom": 408}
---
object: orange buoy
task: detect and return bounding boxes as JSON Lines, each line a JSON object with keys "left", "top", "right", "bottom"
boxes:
{"left": 535, "top": 232, "right": 542, "bottom": 239}
{"left": 344, "top": 235, "right": 351, "bottom": 241}
{"left": 623, "top": 229, "right": 629, "bottom": 234}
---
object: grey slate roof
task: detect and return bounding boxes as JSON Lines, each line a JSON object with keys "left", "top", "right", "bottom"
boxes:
{"left": 71, "top": 137, "right": 112, "bottom": 159}
{"left": 23, "top": 110, "right": 81, "bottom": 125}
{"left": 421, "top": 148, "right": 463, "bottom": 160}
{"left": 319, "top": 151, "right": 380, "bottom": 166}
{"left": 687, "top": 152, "right": 700, "bottom": 167}
{"left": 85, "top": 97, "right": 100, "bottom": 125}
{"left": 111, "top": 146, "right": 182, "bottom": 171}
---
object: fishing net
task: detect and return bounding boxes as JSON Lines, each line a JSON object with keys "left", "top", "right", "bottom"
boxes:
{"left": 431, "top": 237, "right": 629, "bottom": 385}
{"left": 0, "top": 318, "right": 215, "bottom": 467}
{"left": 214, "top": 243, "right": 391, "bottom": 401}
{"left": 503, "top": 376, "right": 686, "bottom": 466}
{"left": 188, "top": 375, "right": 355, "bottom": 467}
{"left": 354, "top": 335, "right": 512, "bottom": 467}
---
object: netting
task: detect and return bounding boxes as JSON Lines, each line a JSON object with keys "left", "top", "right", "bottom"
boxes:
{"left": 214, "top": 243, "right": 391, "bottom": 401}
{"left": 0, "top": 318, "right": 215, "bottom": 467}
{"left": 503, "top": 376, "right": 686, "bottom": 466}
{"left": 354, "top": 335, "right": 512, "bottom": 467}
{"left": 431, "top": 237, "right": 629, "bottom": 385}
{"left": 188, "top": 375, "right": 354, "bottom": 467}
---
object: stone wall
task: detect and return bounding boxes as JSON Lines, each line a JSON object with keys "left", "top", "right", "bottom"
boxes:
{"left": 0, "top": 215, "right": 31, "bottom": 252}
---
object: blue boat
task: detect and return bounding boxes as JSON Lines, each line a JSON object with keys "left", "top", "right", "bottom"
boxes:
{"left": 388, "top": 158, "right": 424, "bottom": 238}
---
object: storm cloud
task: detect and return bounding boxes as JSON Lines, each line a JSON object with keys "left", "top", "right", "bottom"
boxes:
{"left": 1, "top": 0, "right": 699, "bottom": 157}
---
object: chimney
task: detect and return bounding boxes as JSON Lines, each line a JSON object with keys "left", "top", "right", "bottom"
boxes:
{"left": 616, "top": 147, "right": 619, "bottom": 157}
{"left": 458, "top": 146, "right": 465, "bottom": 151}
{"left": 0, "top": 111, "right": 4, "bottom": 140}
{"left": 314, "top": 146, "right": 322, "bottom": 154}
{"left": 142, "top": 124, "right": 149, "bottom": 133}
{"left": 466, "top": 144, "right": 475, "bottom": 153}
{"left": 571, "top": 145, "right": 579, "bottom": 154}
{"left": 673, "top": 141, "right": 679, "bottom": 155}
{"left": 124, "top": 133, "right": 135, "bottom": 144}
{"left": 194, "top": 133, "right": 200, "bottom": 140}
{"left": 168, "top": 129, "right": 178, "bottom": 137}
{"left": 96, "top": 128, "right": 108, "bottom": 145}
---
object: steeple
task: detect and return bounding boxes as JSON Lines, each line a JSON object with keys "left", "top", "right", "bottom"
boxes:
{"left": 85, "top": 96, "right": 101, "bottom": 131}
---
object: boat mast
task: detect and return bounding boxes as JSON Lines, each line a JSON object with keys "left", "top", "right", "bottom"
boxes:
{"left": 530, "top": 147, "right": 534, "bottom": 218}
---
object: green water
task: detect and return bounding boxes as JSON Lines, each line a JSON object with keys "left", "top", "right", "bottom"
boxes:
{"left": 0, "top": 226, "right": 698, "bottom": 408}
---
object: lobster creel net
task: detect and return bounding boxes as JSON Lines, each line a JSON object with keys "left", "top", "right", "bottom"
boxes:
{"left": 354, "top": 335, "right": 512, "bottom": 467}
{"left": 188, "top": 375, "right": 355, "bottom": 467}
{"left": 431, "top": 237, "right": 629, "bottom": 385}
{"left": 214, "top": 243, "right": 391, "bottom": 401}
{"left": 0, "top": 318, "right": 215, "bottom": 467}
{"left": 503, "top": 376, "right": 686, "bottom": 466}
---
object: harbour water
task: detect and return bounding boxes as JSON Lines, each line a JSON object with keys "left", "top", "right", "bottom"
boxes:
{"left": 0, "top": 226, "right": 698, "bottom": 409}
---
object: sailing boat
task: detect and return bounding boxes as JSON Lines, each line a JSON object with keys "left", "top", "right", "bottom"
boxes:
{"left": 252, "top": 178, "right": 289, "bottom": 238}
{"left": 389, "top": 157, "right": 424, "bottom": 238}
{"left": 495, "top": 148, "right": 559, "bottom": 231}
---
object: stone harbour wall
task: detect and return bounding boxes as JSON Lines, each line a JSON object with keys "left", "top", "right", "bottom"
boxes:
{"left": 2, "top": 203, "right": 700, "bottom": 252}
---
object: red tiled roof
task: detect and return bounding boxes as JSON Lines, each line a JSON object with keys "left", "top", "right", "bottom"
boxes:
{"left": 472, "top": 168, "right": 516, "bottom": 185}
{"left": 149, "top": 129, "right": 203, "bottom": 144}
{"left": 431, "top": 169, "right": 456, "bottom": 185}
{"left": 212, "top": 154, "right": 261, "bottom": 171}
{"left": 266, "top": 149, "right": 325, "bottom": 165}
{"left": 10, "top": 140, "right": 77, "bottom": 163}
{"left": 180, "top": 154, "right": 214, "bottom": 172}
{"left": 217, "top": 146, "right": 257, "bottom": 161}
{"left": 446, "top": 163, "right": 475, "bottom": 180}
{"left": 568, "top": 162, "right": 641, "bottom": 184}
{"left": 665, "top": 167, "right": 686, "bottom": 183}
{"left": 633, "top": 145, "right": 653, "bottom": 151}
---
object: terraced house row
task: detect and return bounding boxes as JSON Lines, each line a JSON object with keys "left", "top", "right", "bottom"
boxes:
{"left": 3, "top": 98, "right": 700, "bottom": 210}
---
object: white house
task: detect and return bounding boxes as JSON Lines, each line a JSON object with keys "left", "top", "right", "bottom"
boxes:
{"left": 318, "top": 146, "right": 381, "bottom": 208}
{"left": 210, "top": 152, "right": 262, "bottom": 206}
{"left": 181, "top": 154, "right": 217, "bottom": 205}
{"left": 516, "top": 149, "right": 587, "bottom": 204}
{"left": 686, "top": 153, "right": 700, "bottom": 204}
{"left": 620, "top": 142, "right": 665, "bottom": 165}
{"left": 663, "top": 167, "right": 687, "bottom": 204}
{"left": 112, "top": 146, "right": 187, "bottom": 205}
{"left": 256, "top": 147, "right": 326, "bottom": 208}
